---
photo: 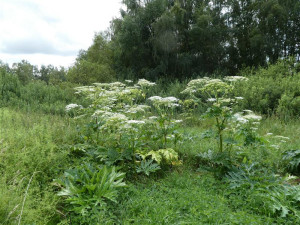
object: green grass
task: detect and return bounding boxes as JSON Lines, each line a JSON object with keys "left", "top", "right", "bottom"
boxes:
{"left": 0, "top": 108, "right": 77, "bottom": 224}
{"left": 116, "top": 168, "right": 284, "bottom": 225}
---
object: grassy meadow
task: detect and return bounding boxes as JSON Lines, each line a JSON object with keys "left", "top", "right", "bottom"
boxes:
{"left": 1, "top": 61, "right": 300, "bottom": 224}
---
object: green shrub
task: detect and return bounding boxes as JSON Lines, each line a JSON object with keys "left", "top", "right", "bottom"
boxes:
{"left": 235, "top": 58, "right": 300, "bottom": 118}
{"left": 0, "top": 72, "right": 87, "bottom": 115}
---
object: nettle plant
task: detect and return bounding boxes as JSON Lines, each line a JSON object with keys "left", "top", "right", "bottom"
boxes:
{"left": 66, "top": 79, "right": 181, "bottom": 175}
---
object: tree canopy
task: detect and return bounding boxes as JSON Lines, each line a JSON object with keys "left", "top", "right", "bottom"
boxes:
{"left": 107, "top": 0, "right": 300, "bottom": 79}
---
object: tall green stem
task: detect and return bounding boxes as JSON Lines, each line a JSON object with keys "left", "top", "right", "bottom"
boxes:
{"left": 216, "top": 117, "right": 223, "bottom": 152}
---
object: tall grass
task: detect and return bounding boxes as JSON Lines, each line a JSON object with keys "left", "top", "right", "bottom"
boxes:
{"left": 0, "top": 108, "right": 77, "bottom": 224}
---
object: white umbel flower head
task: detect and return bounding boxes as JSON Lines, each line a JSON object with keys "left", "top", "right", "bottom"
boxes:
{"left": 233, "top": 113, "right": 248, "bottom": 124}
{"left": 174, "top": 120, "right": 183, "bottom": 123}
{"left": 127, "top": 120, "right": 145, "bottom": 124}
{"left": 137, "top": 79, "right": 156, "bottom": 87}
{"left": 148, "top": 96, "right": 180, "bottom": 107}
{"left": 224, "top": 76, "right": 248, "bottom": 82}
{"left": 207, "top": 98, "right": 216, "bottom": 102}
{"left": 243, "top": 114, "right": 262, "bottom": 121}
{"left": 163, "top": 97, "right": 178, "bottom": 102}
{"left": 274, "top": 135, "right": 290, "bottom": 140}
{"left": 235, "top": 97, "right": 244, "bottom": 100}
{"left": 65, "top": 104, "right": 83, "bottom": 112}
{"left": 148, "top": 96, "right": 162, "bottom": 101}
{"left": 148, "top": 116, "right": 158, "bottom": 120}
{"left": 126, "top": 105, "right": 150, "bottom": 114}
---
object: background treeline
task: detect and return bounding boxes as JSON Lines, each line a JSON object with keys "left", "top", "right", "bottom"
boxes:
{"left": 109, "top": 0, "right": 300, "bottom": 79}
{"left": 69, "top": 0, "right": 300, "bottom": 82}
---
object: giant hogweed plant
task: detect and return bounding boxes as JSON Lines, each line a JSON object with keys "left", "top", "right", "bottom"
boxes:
{"left": 182, "top": 76, "right": 250, "bottom": 153}
{"left": 69, "top": 80, "right": 151, "bottom": 151}
{"left": 65, "top": 79, "right": 181, "bottom": 174}
{"left": 58, "top": 80, "right": 184, "bottom": 222}
{"left": 147, "top": 96, "right": 182, "bottom": 149}
{"left": 182, "top": 77, "right": 300, "bottom": 219}
{"left": 181, "top": 76, "right": 269, "bottom": 174}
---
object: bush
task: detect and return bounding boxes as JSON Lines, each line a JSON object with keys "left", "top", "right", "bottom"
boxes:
{"left": 235, "top": 58, "right": 300, "bottom": 118}
{"left": 0, "top": 71, "right": 87, "bottom": 115}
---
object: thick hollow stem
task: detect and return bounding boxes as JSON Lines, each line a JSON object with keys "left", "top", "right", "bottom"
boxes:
{"left": 216, "top": 117, "right": 223, "bottom": 152}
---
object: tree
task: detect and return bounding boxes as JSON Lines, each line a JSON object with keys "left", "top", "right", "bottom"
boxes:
{"left": 67, "top": 33, "right": 115, "bottom": 85}
{"left": 12, "top": 60, "right": 37, "bottom": 84}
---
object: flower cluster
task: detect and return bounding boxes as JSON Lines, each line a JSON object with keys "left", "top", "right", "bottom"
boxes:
{"left": 148, "top": 96, "right": 180, "bottom": 108}
{"left": 125, "top": 105, "right": 150, "bottom": 114}
{"left": 182, "top": 77, "right": 233, "bottom": 100}
{"left": 137, "top": 79, "right": 156, "bottom": 88}
{"left": 233, "top": 110, "right": 262, "bottom": 123}
{"left": 65, "top": 103, "right": 83, "bottom": 112}
{"left": 74, "top": 86, "right": 96, "bottom": 95}
{"left": 224, "top": 76, "right": 248, "bottom": 82}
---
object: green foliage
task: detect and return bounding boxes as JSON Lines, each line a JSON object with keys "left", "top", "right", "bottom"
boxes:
{"left": 110, "top": 0, "right": 300, "bottom": 79}
{"left": 0, "top": 108, "right": 77, "bottom": 224}
{"left": 69, "top": 79, "right": 182, "bottom": 177}
{"left": 138, "top": 148, "right": 180, "bottom": 166}
{"left": 0, "top": 68, "right": 21, "bottom": 102}
{"left": 136, "top": 160, "right": 160, "bottom": 176}
{"left": 235, "top": 58, "right": 300, "bottom": 118}
{"left": 56, "top": 164, "right": 125, "bottom": 223}
{"left": 225, "top": 164, "right": 300, "bottom": 219}
{"left": 197, "top": 150, "right": 234, "bottom": 176}
{"left": 67, "top": 34, "right": 115, "bottom": 85}
{"left": 282, "top": 150, "right": 300, "bottom": 175}
{"left": 115, "top": 170, "right": 289, "bottom": 224}
{"left": 38, "top": 64, "right": 67, "bottom": 85}
{"left": 11, "top": 60, "right": 37, "bottom": 84}
{"left": 0, "top": 71, "right": 86, "bottom": 115}
{"left": 182, "top": 76, "right": 249, "bottom": 152}
{"left": 2, "top": 73, "right": 300, "bottom": 225}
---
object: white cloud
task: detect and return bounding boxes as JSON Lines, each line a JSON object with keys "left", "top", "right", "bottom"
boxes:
{"left": 0, "top": 0, "right": 123, "bottom": 67}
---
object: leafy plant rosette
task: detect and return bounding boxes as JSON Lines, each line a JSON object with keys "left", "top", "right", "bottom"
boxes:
{"left": 225, "top": 163, "right": 300, "bottom": 219}
{"left": 282, "top": 149, "right": 300, "bottom": 174}
{"left": 55, "top": 164, "right": 126, "bottom": 223}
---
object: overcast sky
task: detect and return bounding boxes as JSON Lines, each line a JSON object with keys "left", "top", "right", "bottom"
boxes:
{"left": 0, "top": 0, "right": 123, "bottom": 68}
